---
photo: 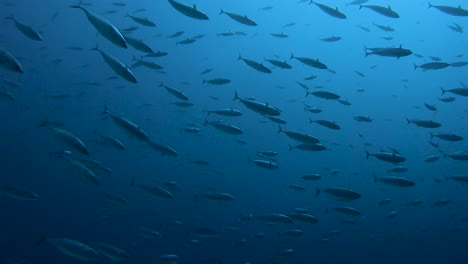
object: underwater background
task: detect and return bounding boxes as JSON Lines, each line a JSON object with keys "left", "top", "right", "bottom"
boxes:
{"left": 0, "top": 0, "right": 467, "bottom": 263}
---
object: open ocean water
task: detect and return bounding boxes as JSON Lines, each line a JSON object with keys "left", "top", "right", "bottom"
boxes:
{"left": 0, "top": 0, "right": 467, "bottom": 264}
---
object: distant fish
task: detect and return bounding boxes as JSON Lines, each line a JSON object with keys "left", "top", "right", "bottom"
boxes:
{"left": 219, "top": 9, "right": 257, "bottom": 26}
{"left": 45, "top": 238, "right": 100, "bottom": 260}
{"left": 6, "top": 16, "right": 42, "bottom": 41}
{"left": 149, "top": 141, "right": 178, "bottom": 156}
{"left": 91, "top": 46, "right": 137, "bottom": 83}
{"left": 346, "top": 0, "right": 368, "bottom": 6}
{"left": 38, "top": 121, "right": 89, "bottom": 155}
{"left": 309, "top": 1, "right": 347, "bottom": 19}
{"left": 414, "top": 62, "right": 449, "bottom": 71}
{"left": 255, "top": 214, "right": 293, "bottom": 224}
{"left": 90, "top": 242, "right": 129, "bottom": 260}
{"left": 160, "top": 82, "right": 189, "bottom": 100}
{"left": 249, "top": 158, "right": 279, "bottom": 169}
{"left": 143, "top": 50, "right": 168, "bottom": 58}
{"left": 288, "top": 143, "right": 326, "bottom": 152}
{"left": 123, "top": 35, "right": 154, "bottom": 53}
{"left": 136, "top": 184, "right": 174, "bottom": 200}
{"left": 70, "top": 5, "right": 127, "bottom": 48}
{"left": 447, "top": 23, "right": 463, "bottom": 33}
{"left": 354, "top": 116, "right": 373, "bottom": 122}
{"left": 204, "top": 119, "right": 243, "bottom": 135}
{"left": 176, "top": 38, "right": 196, "bottom": 45}
{"left": 331, "top": 207, "right": 361, "bottom": 216}
{"left": 270, "top": 32, "right": 288, "bottom": 38}
{"left": 366, "top": 151, "right": 406, "bottom": 163}
{"left": 316, "top": 187, "right": 361, "bottom": 200}
{"left": 265, "top": 59, "right": 292, "bottom": 69}
{"left": 309, "top": 119, "right": 340, "bottom": 130}
{"left": 278, "top": 125, "right": 319, "bottom": 144}
{"left": 0, "top": 185, "right": 39, "bottom": 200}
{"left": 373, "top": 173, "right": 415, "bottom": 187}
{"left": 430, "top": 132, "right": 463, "bottom": 141}
{"left": 237, "top": 55, "right": 271, "bottom": 73}
{"left": 359, "top": 4, "right": 400, "bottom": 18}
{"left": 234, "top": 91, "right": 280, "bottom": 116}
{"left": 0, "top": 47, "right": 24, "bottom": 73}
{"left": 320, "top": 36, "right": 342, "bottom": 42}
{"left": 168, "top": 31, "right": 184, "bottom": 38}
{"left": 167, "top": 0, "right": 209, "bottom": 20}
{"left": 364, "top": 45, "right": 412, "bottom": 59}
{"left": 206, "top": 108, "right": 242, "bottom": 117}
{"left": 428, "top": 2, "right": 468, "bottom": 17}
{"left": 199, "top": 68, "right": 213, "bottom": 75}
{"left": 290, "top": 53, "right": 328, "bottom": 69}
{"left": 203, "top": 78, "right": 231, "bottom": 85}
{"left": 126, "top": 13, "right": 156, "bottom": 27}
{"left": 101, "top": 106, "right": 150, "bottom": 142}
{"left": 306, "top": 90, "right": 340, "bottom": 100}
{"left": 406, "top": 118, "right": 441, "bottom": 128}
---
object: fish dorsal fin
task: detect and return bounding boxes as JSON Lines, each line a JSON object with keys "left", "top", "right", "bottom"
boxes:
{"left": 336, "top": 7, "right": 338, "bottom": 11}
{"left": 458, "top": 5, "right": 461, "bottom": 9}
{"left": 392, "top": 153, "right": 396, "bottom": 157}
{"left": 316, "top": 58, "right": 320, "bottom": 62}
{"left": 399, "top": 44, "right": 402, "bottom": 49}
{"left": 388, "top": 6, "right": 391, "bottom": 10}
{"left": 244, "top": 15, "right": 248, "bottom": 18}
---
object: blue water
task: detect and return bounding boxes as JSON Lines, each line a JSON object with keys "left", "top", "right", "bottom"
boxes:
{"left": 1, "top": 0, "right": 467, "bottom": 263}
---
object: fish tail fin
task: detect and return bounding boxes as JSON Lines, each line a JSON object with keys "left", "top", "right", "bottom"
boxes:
{"left": 372, "top": 172, "right": 377, "bottom": 182}
{"left": 233, "top": 91, "right": 239, "bottom": 100}
{"left": 219, "top": 9, "right": 224, "bottom": 14}
{"left": 429, "top": 132, "right": 434, "bottom": 138}
{"left": 203, "top": 119, "right": 208, "bottom": 126}
{"left": 100, "top": 105, "right": 109, "bottom": 115}
{"left": 305, "top": 90, "right": 310, "bottom": 97}
{"left": 37, "top": 118, "right": 48, "bottom": 127}
{"left": 405, "top": 117, "right": 410, "bottom": 125}
{"left": 440, "top": 87, "right": 446, "bottom": 95}
{"left": 288, "top": 144, "right": 293, "bottom": 152}
{"left": 309, "top": 0, "right": 314, "bottom": 5}
{"left": 315, "top": 188, "right": 320, "bottom": 197}
{"left": 359, "top": 4, "right": 363, "bottom": 10}
{"left": 203, "top": 80, "right": 206, "bottom": 84}
{"left": 442, "top": 152, "right": 447, "bottom": 159}
{"left": 309, "top": 119, "right": 313, "bottom": 124}
{"left": 34, "top": 234, "right": 46, "bottom": 247}
{"left": 237, "top": 54, "right": 242, "bottom": 60}
{"left": 290, "top": 52, "right": 294, "bottom": 59}
{"left": 129, "top": 175, "right": 135, "bottom": 186}
{"left": 193, "top": 194, "right": 199, "bottom": 201}
{"left": 159, "top": 81, "right": 164, "bottom": 87}
{"left": 278, "top": 125, "right": 283, "bottom": 134}
{"left": 413, "top": 64, "right": 418, "bottom": 70}
{"left": 366, "top": 151, "right": 370, "bottom": 160}
{"left": 428, "top": 2, "right": 433, "bottom": 8}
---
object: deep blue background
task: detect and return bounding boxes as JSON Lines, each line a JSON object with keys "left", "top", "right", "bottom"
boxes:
{"left": 0, "top": 0, "right": 467, "bottom": 263}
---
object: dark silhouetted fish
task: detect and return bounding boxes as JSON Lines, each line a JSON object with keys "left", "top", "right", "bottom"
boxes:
{"left": 167, "top": 0, "right": 209, "bottom": 20}
{"left": 290, "top": 53, "right": 328, "bottom": 69}
{"left": 428, "top": 2, "right": 468, "bottom": 16}
{"left": 360, "top": 4, "right": 400, "bottom": 18}
{"left": 219, "top": 9, "right": 257, "bottom": 26}
{"left": 309, "top": 1, "right": 347, "bottom": 19}
{"left": 237, "top": 55, "right": 271, "bottom": 73}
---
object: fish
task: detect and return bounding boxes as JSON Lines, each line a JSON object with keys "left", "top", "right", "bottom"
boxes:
{"left": 414, "top": 62, "right": 449, "bottom": 71}
{"left": 38, "top": 121, "right": 89, "bottom": 155}
{"left": 290, "top": 53, "right": 328, "bottom": 69}
{"left": 95, "top": 191, "right": 127, "bottom": 204}
{"left": 270, "top": 32, "right": 288, "bottom": 38}
{"left": 366, "top": 151, "right": 406, "bottom": 163}
{"left": 309, "top": 119, "right": 340, "bottom": 130}
{"left": 439, "top": 96, "right": 456, "bottom": 102}
{"left": 304, "top": 74, "right": 317, "bottom": 80}
{"left": 321, "top": 36, "right": 341, "bottom": 42}
{"left": 309, "top": 1, "right": 347, "bottom": 19}
{"left": 168, "top": 31, "right": 184, "bottom": 38}
{"left": 136, "top": 184, "right": 174, "bottom": 200}
{"left": 0, "top": 47, "right": 24, "bottom": 73}
{"left": 424, "top": 103, "right": 437, "bottom": 111}
{"left": 131, "top": 57, "right": 163, "bottom": 70}
{"left": 278, "top": 125, "right": 319, "bottom": 144}
{"left": 374, "top": 23, "right": 395, "bottom": 32}
{"left": 255, "top": 214, "right": 293, "bottom": 225}
{"left": 160, "top": 82, "right": 189, "bottom": 100}
{"left": 265, "top": 59, "right": 292, "bottom": 69}
{"left": 89, "top": 242, "right": 129, "bottom": 260}
{"left": 357, "top": 25, "right": 370, "bottom": 32}
{"left": 448, "top": 23, "right": 463, "bottom": 33}
{"left": 306, "top": 90, "right": 340, "bottom": 100}
{"left": 354, "top": 116, "right": 373, "bottom": 122}
{"left": 136, "top": 228, "right": 162, "bottom": 239}
{"left": 304, "top": 105, "right": 322, "bottom": 113}
{"left": 365, "top": 45, "right": 412, "bottom": 59}
{"left": 316, "top": 187, "right": 361, "bottom": 200}
{"left": 123, "top": 35, "right": 154, "bottom": 53}
{"left": 167, "top": 0, "right": 209, "bottom": 20}
{"left": 373, "top": 174, "right": 415, "bottom": 187}
{"left": 346, "top": 0, "right": 368, "bottom": 6}
{"left": 62, "top": 155, "right": 100, "bottom": 185}
{"left": 386, "top": 211, "right": 398, "bottom": 219}
{"left": 237, "top": 55, "right": 271, "bottom": 73}
{"left": 203, "top": 78, "right": 231, "bottom": 85}
{"left": 428, "top": 3, "right": 468, "bottom": 17}
{"left": 359, "top": 5, "right": 400, "bottom": 18}
{"left": 6, "top": 16, "right": 42, "bottom": 41}
{"left": 70, "top": 5, "right": 127, "bottom": 48}
{"left": 200, "top": 68, "right": 213, "bottom": 74}
{"left": 379, "top": 198, "right": 392, "bottom": 206}
{"left": 443, "top": 151, "right": 468, "bottom": 161}
{"left": 190, "top": 228, "right": 220, "bottom": 238}
{"left": 280, "top": 229, "right": 304, "bottom": 237}
{"left": 46, "top": 238, "right": 100, "bottom": 260}
{"left": 143, "top": 50, "right": 168, "bottom": 58}
{"left": 206, "top": 108, "right": 242, "bottom": 117}
{"left": 388, "top": 166, "right": 408, "bottom": 173}
{"left": 100, "top": 106, "right": 151, "bottom": 142}
{"left": 266, "top": 116, "right": 287, "bottom": 124}
{"left": 204, "top": 120, "right": 243, "bottom": 135}
{"left": 176, "top": 38, "right": 196, "bottom": 45}
{"left": 424, "top": 155, "right": 440, "bottom": 162}
{"left": 0, "top": 89, "right": 15, "bottom": 100}
{"left": 450, "top": 61, "right": 468, "bottom": 67}
{"left": 126, "top": 13, "right": 156, "bottom": 27}
{"left": 331, "top": 207, "right": 361, "bottom": 216}
{"left": 430, "top": 132, "right": 463, "bottom": 141}
{"left": 406, "top": 118, "right": 441, "bottom": 128}
{"left": 233, "top": 91, "right": 280, "bottom": 116}
{"left": 301, "top": 174, "right": 322, "bottom": 181}
{"left": 249, "top": 158, "right": 279, "bottom": 169}
{"left": 446, "top": 176, "right": 468, "bottom": 183}
{"left": 148, "top": 141, "right": 177, "bottom": 156}
{"left": 0, "top": 185, "right": 39, "bottom": 200}
{"left": 90, "top": 46, "right": 137, "bottom": 83}
{"left": 194, "top": 193, "right": 234, "bottom": 202}
{"left": 441, "top": 87, "right": 468, "bottom": 97}
{"left": 216, "top": 31, "right": 234, "bottom": 37}
{"left": 288, "top": 213, "right": 319, "bottom": 224}
{"left": 288, "top": 143, "right": 326, "bottom": 152}
{"left": 219, "top": 9, "right": 257, "bottom": 26}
